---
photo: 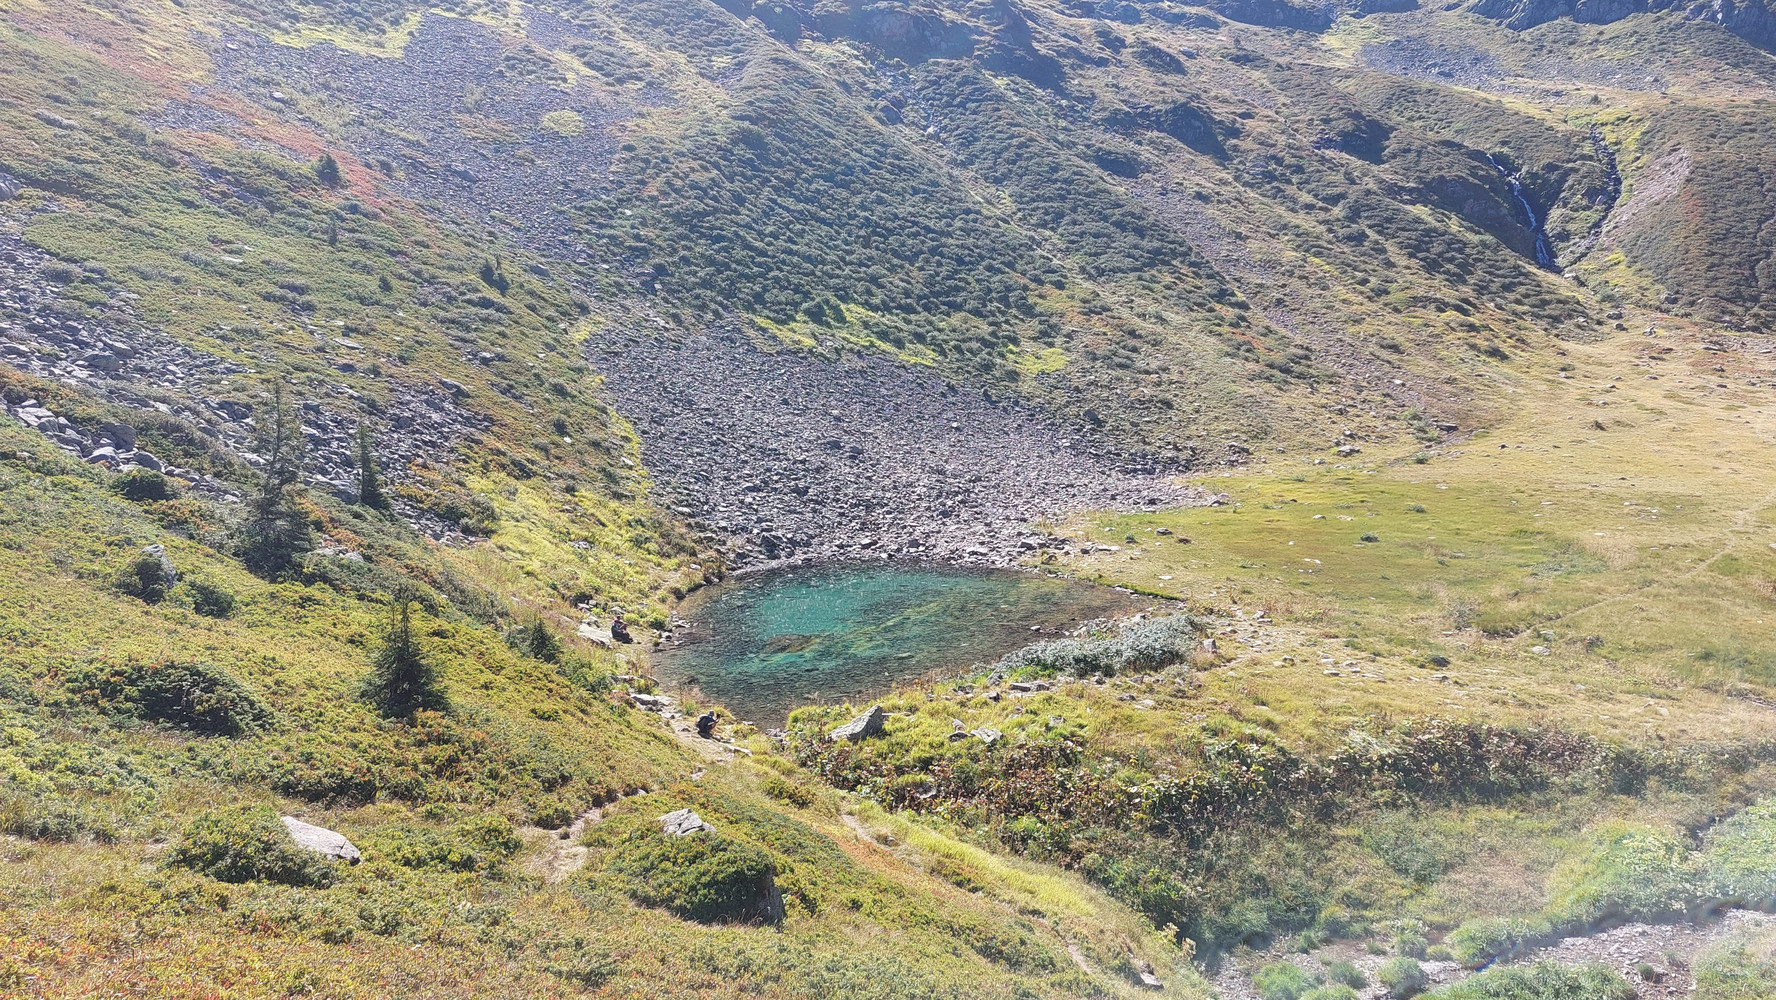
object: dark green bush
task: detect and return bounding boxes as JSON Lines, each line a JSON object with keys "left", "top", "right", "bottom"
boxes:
{"left": 364, "top": 595, "right": 445, "bottom": 718}
{"left": 165, "top": 803, "right": 338, "bottom": 887}
{"left": 508, "top": 618, "right": 562, "bottom": 663}
{"left": 528, "top": 798, "right": 576, "bottom": 830}
{"left": 69, "top": 657, "right": 270, "bottom": 736}
{"left": 0, "top": 792, "right": 120, "bottom": 843}
{"left": 184, "top": 577, "right": 236, "bottom": 618}
{"left": 111, "top": 468, "right": 177, "bottom": 501}
{"left": 114, "top": 549, "right": 174, "bottom": 603}
{"left": 603, "top": 825, "right": 779, "bottom": 924}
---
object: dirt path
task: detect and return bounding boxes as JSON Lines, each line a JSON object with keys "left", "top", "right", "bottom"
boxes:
{"left": 520, "top": 713, "right": 748, "bottom": 883}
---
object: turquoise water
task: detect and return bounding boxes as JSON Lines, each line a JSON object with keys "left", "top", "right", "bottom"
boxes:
{"left": 653, "top": 563, "right": 1138, "bottom": 725}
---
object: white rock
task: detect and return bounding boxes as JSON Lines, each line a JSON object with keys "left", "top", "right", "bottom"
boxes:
{"left": 280, "top": 816, "right": 361, "bottom": 862}
{"left": 660, "top": 808, "right": 714, "bottom": 837}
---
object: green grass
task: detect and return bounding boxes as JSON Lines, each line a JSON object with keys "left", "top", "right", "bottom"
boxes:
{"left": 1697, "top": 923, "right": 1776, "bottom": 1000}
{"left": 1422, "top": 961, "right": 1633, "bottom": 999}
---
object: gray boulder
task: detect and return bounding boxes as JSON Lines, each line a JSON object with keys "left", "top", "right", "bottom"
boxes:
{"left": 280, "top": 816, "right": 362, "bottom": 862}
{"left": 0, "top": 172, "right": 20, "bottom": 201}
{"left": 100, "top": 422, "right": 137, "bottom": 450}
{"left": 660, "top": 808, "right": 715, "bottom": 837}
{"left": 830, "top": 704, "right": 885, "bottom": 742}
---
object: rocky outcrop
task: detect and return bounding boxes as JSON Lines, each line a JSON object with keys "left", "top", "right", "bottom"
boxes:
{"left": 1102, "top": 101, "right": 1232, "bottom": 158}
{"left": 1471, "top": 0, "right": 1776, "bottom": 49}
{"left": 0, "top": 228, "right": 493, "bottom": 537}
{"left": 978, "top": 0, "right": 1070, "bottom": 90}
{"left": 1200, "top": 0, "right": 1334, "bottom": 29}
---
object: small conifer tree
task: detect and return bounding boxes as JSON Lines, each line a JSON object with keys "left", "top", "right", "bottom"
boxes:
{"left": 237, "top": 382, "right": 315, "bottom": 577}
{"left": 316, "top": 152, "right": 341, "bottom": 186}
{"left": 356, "top": 422, "right": 390, "bottom": 511}
{"left": 514, "top": 617, "right": 563, "bottom": 663}
{"left": 366, "top": 587, "right": 443, "bottom": 718}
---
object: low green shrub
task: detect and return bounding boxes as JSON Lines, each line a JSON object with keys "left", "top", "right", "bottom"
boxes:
{"left": 993, "top": 614, "right": 1199, "bottom": 679}
{"left": 111, "top": 468, "right": 177, "bottom": 501}
{"left": 1449, "top": 823, "right": 1715, "bottom": 969}
{"left": 68, "top": 657, "right": 271, "bottom": 736}
{"left": 1377, "top": 957, "right": 1427, "bottom": 998}
{"left": 1449, "top": 916, "right": 1555, "bottom": 967}
{"left": 0, "top": 792, "right": 120, "bottom": 843}
{"left": 1422, "top": 961, "right": 1634, "bottom": 999}
{"left": 1302, "top": 987, "right": 1358, "bottom": 1000}
{"left": 165, "top": 803, "right": 338, "bottom": 887}
{"left": 1326, "top": 959, "right": 1366, "bottom": 988}
{"left": 114, "top": 549, "right": 174, "bottom": 603}
{"left": 370, "top": 814, "right": 521, "bottom": 872}
{"left": 1545, "top": 825, "right": 1705, "bottom": 926}
{"left": 528, "top": 797, "right": 576, "bottom": 830}
{"left": 1254, "top": 961, "right": 1317, "bottom": 1000}
{"left": 601, "top": 825, "right": 779, "bottom": 924}
{"left": 1706, "top": 801, "right": 1776, "bottom": 906}
{"left": 183, "top": 577, "right": 236, "bottom": 618}
{"left": 760, "top": 774, "right": 814, "bottom": 807}
{"left": 1395, "top": 928, "right": 1430, "bottom": 958}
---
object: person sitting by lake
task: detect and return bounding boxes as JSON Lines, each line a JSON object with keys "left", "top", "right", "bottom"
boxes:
{"left": 696, "top": 711, "right": 717, "bottom": 739}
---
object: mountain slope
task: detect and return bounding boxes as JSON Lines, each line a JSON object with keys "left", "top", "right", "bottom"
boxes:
{"left": 7, "top": 0, "right": 1776, "bottom": 996}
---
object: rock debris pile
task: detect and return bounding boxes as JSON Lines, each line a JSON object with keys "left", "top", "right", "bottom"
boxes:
{"left": 592, "top": 329, "right": 1200, "bottom": 568}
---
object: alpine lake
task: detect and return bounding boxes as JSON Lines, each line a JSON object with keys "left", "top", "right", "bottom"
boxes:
{"left": 651, "top": 562, "right": 1145, "bottom": 726}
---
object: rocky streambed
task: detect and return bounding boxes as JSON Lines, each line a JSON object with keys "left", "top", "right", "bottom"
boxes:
{"left": 1211, "top": 910, "right": 1776, "bottom": 1000}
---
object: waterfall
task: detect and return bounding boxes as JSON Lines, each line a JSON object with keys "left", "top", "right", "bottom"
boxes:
{"left": 1487, "top": 154, "right": 1555, "bottom": 270}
